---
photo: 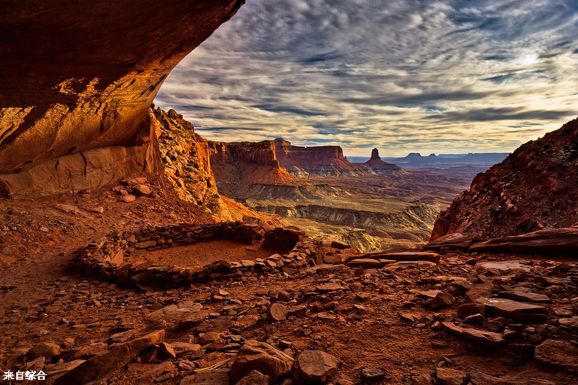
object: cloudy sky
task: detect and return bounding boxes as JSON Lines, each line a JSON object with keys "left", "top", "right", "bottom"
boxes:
{"left": 156, "top": 0, "right": 578, "bottom": 156}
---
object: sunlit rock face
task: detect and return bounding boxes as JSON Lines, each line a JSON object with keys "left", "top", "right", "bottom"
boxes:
{"left": 432, "top": 117, "right": 578, "bottom": 240}
{"left": 0, "top": 0, "right": 244, "bottom": 197}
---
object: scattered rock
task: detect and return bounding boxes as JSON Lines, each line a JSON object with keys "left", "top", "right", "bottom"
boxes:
{"left": 27, "top": 342, "right": 61, "bottom": 360}
{"left": 230, "top": 340, "right": 293, "bottom": 384}
{"left": 55, "top": 330, "right": 164, "bottom": 385}
{"left": 54, "top": 204, "right": 83, "bottom": 215}
{"left": 171, "top": 342, "right": 203, "bottom": 358}
{"left": 435, "top": 367, "right": 468, "bottom": 385}
{"left": 441, "top": 322, "right": 504, "bottom": 348}
{"left": 476, "top": 261, "right": 531, "bottom": 274}
{"left": 181, "top": 369, "right": 230, "bottom": 385}
{"left": 501, "top": 287, "right": 550, "bottom": 303}
{"left": 418, "top": 290, "right": 454, "bottom": 309}
{"left": 54, "top": 344, "right": 132, "bottom": 385}
{"left": 147, "top": 302, "right": 206, "bottom": 329}
{"left": 360, "top": 367, "right": 387, "bottom": 383}
{"left": 469, "top": 371, "right": 556, "bottom": 385}
{"left": 295, "top": 350, "right": 338, "bottom": 384}
{"left": 346, "top": 258, "right": 394, "bottom": 269}
{"left": 45, "top": 359, "right": 86, "bottom": 376}
{"left": 132, "top": 184, "right": 152, "bottom": 196}
{"left": 158, "top": 342, "right": 177, "bottom": 359}
{"left": 534, "top": 339, "right": 578, "bottom": 372}
{"left": 121, "top": 194, "right": 137, "bottom": 203}
{"left": 270, "top": 303, "right": 289, "bottom": 321}
{"left": 236, "top": 370, "right": 271, "bottom": 385}
{"left": 478, "top": 297, "right": 548, "bottom": 321}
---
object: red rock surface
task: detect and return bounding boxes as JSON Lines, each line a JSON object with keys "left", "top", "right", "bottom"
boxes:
{"left": 0, "top": 0, "right": 244, "bottom": 197}
{"left": 432, "top": 117, "right": 578, "bottom": 240}
{"left": 209, "top": 140, "right": 296, "bottom": 195}
{"left": 274, "top": 138, "right": 357, "bottom": 175}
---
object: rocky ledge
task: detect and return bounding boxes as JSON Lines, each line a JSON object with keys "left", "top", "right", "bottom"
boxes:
{"left": 432, "top": 117, "right": 578, "bottom": 240}
{"left": 426, "top": 227, "right": 578, "bottom": 255}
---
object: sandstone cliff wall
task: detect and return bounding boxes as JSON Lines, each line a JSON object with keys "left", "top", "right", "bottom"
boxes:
{"left": 0, "top": 0, "right": 244, "bottom": 197}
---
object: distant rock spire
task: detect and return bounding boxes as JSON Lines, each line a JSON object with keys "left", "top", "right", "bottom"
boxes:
{"left": 370, "top": 148, "right": 380, "bottom": 160}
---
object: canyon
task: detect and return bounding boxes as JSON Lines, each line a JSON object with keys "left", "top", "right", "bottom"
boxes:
{"left": 0, "top": 2, "right": 577, "bottom": 385}
{"left": 155, "top": 110, "right": 476, "bottom": 252}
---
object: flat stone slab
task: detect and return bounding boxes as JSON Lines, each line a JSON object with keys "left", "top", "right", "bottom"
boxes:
{"left": 347, "top": 251, "right": 439, "bottom": 264}
{"left": 346, "top": 258, "right": 395, "bottom": 268}
{"left": 477, "top": 297, "right": 548, "bottom": 321}
{"left": 441, "top": 322, "right": 504, "bottom": 348}
{"left": 147, "top": 301, "right": 206, "bottom": 329}
{"left": 501, "top": 287, "right": 550, "bottom": 303}
{"left": 469, "top": 227, "right": 578, "bottom": 255}
{"left": 476, "top": 261, "right": 532, "bottom": 274}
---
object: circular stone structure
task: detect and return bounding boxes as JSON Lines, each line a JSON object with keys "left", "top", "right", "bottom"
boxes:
{"left": 74, "top": 221, "right": 322, "bottom": 289}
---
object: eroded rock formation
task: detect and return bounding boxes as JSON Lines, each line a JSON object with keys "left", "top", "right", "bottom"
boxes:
{"left": 432, "top": 117, "right": 578, "bottom": 240}
{"left": 155, "top": 108, "right": 266, "bottom": 222}
{"left": 209, "top": 140, "right": 296, "bottom": 196}
{"left": 364, "top": 148, "right": 400, "bottom": 172}
{"left": 274, "top": 139, "right": 357, "bottom": 175}
{"left": 0, "top": 0, "right": 244, "bottom": 197}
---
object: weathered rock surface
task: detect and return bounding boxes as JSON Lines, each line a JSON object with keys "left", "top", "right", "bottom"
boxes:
{"left": 432, "top": 117, "right": 578, "bottom": 240}
{"left": 295, "top": 350, "right": 339, "bottom": 384}
{"left": 230, "top": 340, "right": 293, "bottom": 383}
{"left": 477, "top": 297, "right": 548, "bottom": 321}
{"left": 54, "top": 330, "right": 164, "bottom": 385}
{"left": 147, "top": 302, "right": 206, "bottom": 329}
{"left": 435, "top": 367, "right": 468, "bottom": 385}
{"left": 534, "top": 339, "right": 578, "bottom": 372}
{"left": 469, "top": 227, "right": 578, "bottom": 255}
{"left": 441, "top": 322, "right": 505, "bottom": 348}
{"left": 0, "top": 0, "right": 244, "bottom": 197}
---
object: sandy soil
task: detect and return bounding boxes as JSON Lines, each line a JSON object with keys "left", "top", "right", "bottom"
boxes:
{"left": 129, "top": 240, "right": 274, "bottom": 269}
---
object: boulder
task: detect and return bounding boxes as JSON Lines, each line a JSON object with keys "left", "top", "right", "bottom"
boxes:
{"left": 294, "top": 350, "right": 339, "bottom": 383}
{"left": 230, "top": 340, "right": 293, "bottom": 383}
{"left": 535, "top": 339, "right": 578, "bottom": 372}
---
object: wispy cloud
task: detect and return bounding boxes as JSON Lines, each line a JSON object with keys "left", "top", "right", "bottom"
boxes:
{"left": 156, "top": 0, "right": 578, "bottom": 156}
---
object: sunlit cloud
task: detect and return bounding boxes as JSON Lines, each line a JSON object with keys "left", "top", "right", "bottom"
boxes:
{"left": 155, "top": 0, "right": 578, "bottom": 156}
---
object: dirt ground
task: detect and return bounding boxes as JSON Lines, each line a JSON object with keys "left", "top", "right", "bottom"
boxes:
{"left": 0, "top": 183, "right": 576, "bottom": 385}
{"left": 129, "top": 240, "right": 275, "bottom": 269}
